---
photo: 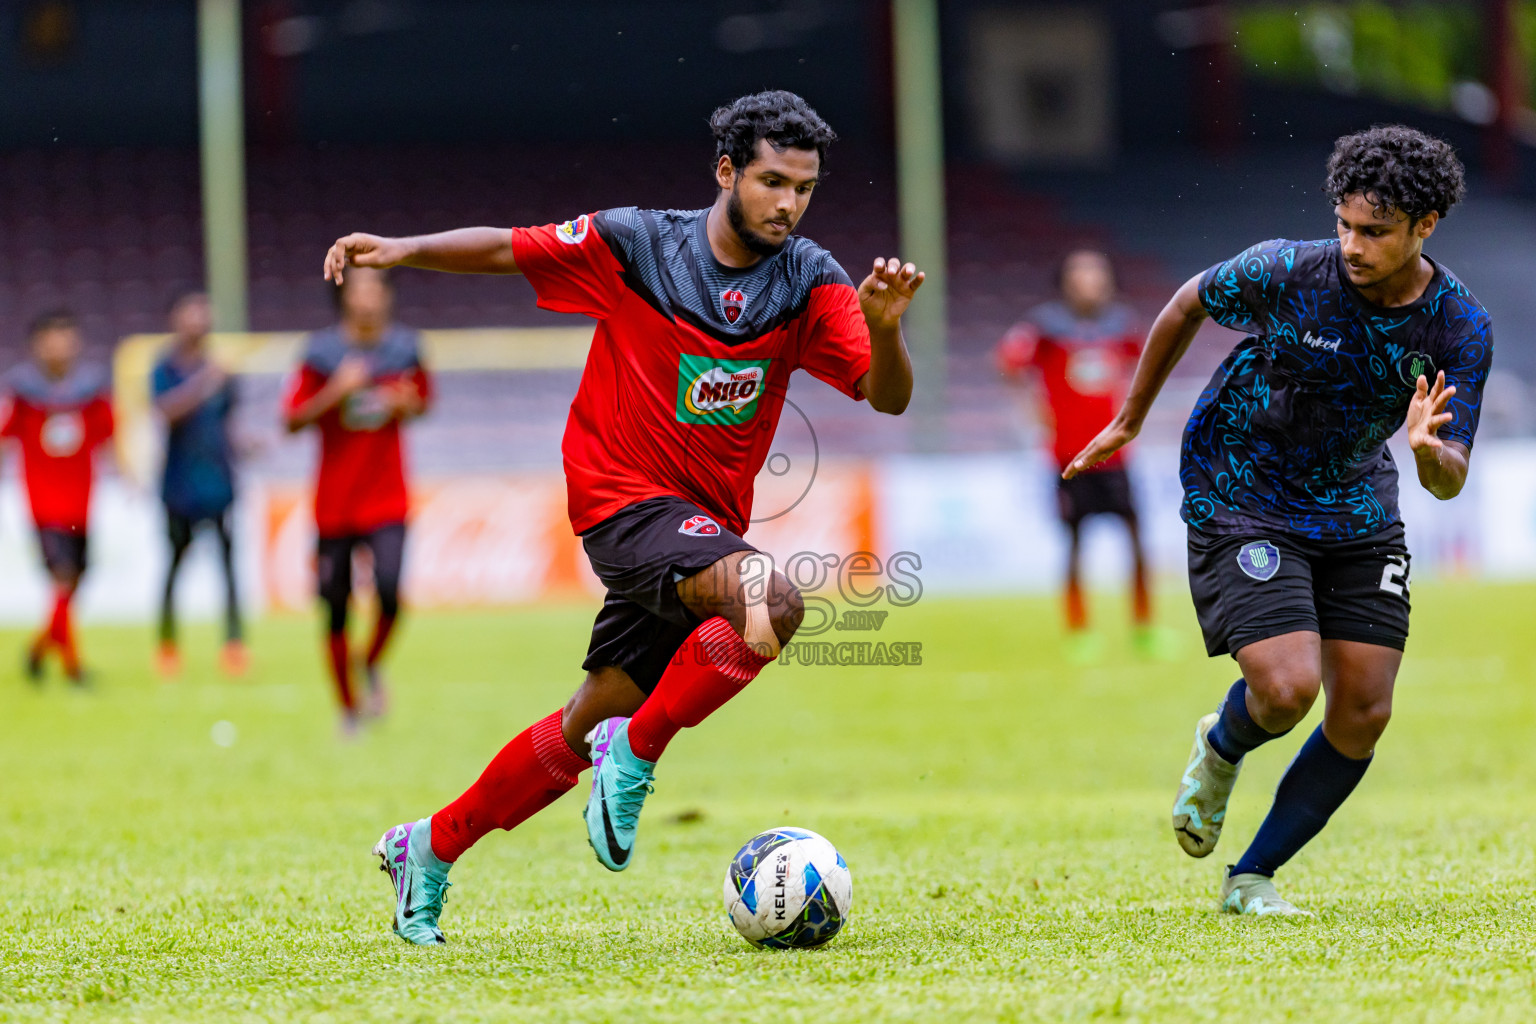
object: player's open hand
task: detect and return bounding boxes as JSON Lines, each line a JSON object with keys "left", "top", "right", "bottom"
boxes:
{"left": 331, "top": 354, "right": 373, "bottom": 396}
{"left": 1063, "top": 417, "right": 1139, "bottom": 479}
{"left": 380, "top": 380, "right": 425, "bottom": 419}
{"left": 323, "top": 233, "right": 413, "bottom": 285}
{"left": 858, "top": 257, "right": 924, "bottom": 328}
{"left": 1405, "top": 370, "right": 1456, "bottom": 453}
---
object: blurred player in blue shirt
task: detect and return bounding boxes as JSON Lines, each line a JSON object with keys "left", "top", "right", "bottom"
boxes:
{"left": 151, "top": 292, "right": 245, "bottom": 678}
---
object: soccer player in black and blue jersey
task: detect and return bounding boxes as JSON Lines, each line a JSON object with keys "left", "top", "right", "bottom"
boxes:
{"left": 1068, "top": 126, "right": 1492, "bottom": 915}
{"left": 152, "top": 292, "right": 246, "bottom": 679}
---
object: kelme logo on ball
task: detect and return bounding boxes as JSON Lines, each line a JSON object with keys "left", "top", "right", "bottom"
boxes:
{"left": 676, "top": 354, "right": 771, "bottom": 425}
{"left": 1236, "top": 540, "right": 1281, "bottom": 582}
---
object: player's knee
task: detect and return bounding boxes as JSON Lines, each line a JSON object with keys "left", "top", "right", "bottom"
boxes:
{"left": 376, "top": 582, "right": 401, "bottom": 620}
{"left": 770, "top": 578, "right": 805, "bottom": 643}
{"left": 1347, "top": 695, "right": 1393, "bottom": 742}
{"left": 325, "top": 596, "right": 349, "bottom": 635}
{"left": 1249, "top": 668, "right": 1320, "bottom": 727}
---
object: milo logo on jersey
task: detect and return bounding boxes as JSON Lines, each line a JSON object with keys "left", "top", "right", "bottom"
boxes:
{"left": 676, "top": 355, "right": 771, "bottom": 425}
{"left": 340, "top": 387, "right": 391, "bottom": 431}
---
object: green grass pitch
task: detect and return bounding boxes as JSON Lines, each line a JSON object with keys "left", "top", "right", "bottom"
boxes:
{"left": 1, "top": 582, "right": 1534, "bottom": 1022}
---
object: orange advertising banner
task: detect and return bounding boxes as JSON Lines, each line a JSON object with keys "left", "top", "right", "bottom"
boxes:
{"left": 261, "top": 463, "right": 877, "bottom": 611}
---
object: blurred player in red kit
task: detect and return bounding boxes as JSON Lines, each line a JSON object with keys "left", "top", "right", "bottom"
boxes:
{"left": 283, "top": 268, "right": 431, "bottom": 733}
{"left": 997, "top": 250, "right": 1152, "bottom": 652}
{"left": 1, "top": 311, "right": 114, "bottom": 684}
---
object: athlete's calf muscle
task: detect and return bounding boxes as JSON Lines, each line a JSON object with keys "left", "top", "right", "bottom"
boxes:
{"left": 1320, "top": 638, "right": 1400, "bottom": 758}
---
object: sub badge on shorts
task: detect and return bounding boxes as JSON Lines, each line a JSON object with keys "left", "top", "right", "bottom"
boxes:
{"left": 679, "top": 515, "right": 720, "bottom": 536}
{"left": 1236, "top": 540, "right": 1281, "bottom": 582}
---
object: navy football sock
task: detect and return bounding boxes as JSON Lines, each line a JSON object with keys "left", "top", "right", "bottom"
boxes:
{"left": 1207, "top": 678, "right": 1286, "bottom": 764}
{"left": 1232, "top": 726, "right": 1371, "bottom": 878}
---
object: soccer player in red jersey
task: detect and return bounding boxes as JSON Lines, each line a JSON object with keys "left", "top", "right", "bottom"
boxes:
{"left": 323, "top": 91, "right": 923, "bottom": 944}
{"left": 0, "top": 310, "right": 114, "bottom": 684}
{"left": 283, "top": 268, "right": 432, "bottom": 733}
{"left": 997, "top": 251, "right": 1151, "bottom": 652}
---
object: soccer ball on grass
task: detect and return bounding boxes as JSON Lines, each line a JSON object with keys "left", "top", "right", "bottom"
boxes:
{"left": 722, "top": 827, "right": 851, "bottom": 949}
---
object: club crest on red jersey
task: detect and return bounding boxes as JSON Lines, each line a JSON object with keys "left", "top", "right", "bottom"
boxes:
{"left": 678, "top": 514, "right": 721, "bottom": 536}
{"left": 40, "top": 411, "right": 85, "bottom": 457}
{"left": 720, "top": 288, "right": 746, "bottom": 324}
{"left": 556, "top": 214, "right": 590, "bottom": 245}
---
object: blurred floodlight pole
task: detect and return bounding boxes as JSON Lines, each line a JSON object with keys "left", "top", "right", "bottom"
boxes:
{"left": 198, "top": 0, "right": 250, "bottom": 332}
{"left": 892, "top": 0, "right": 948, "bottom": 447}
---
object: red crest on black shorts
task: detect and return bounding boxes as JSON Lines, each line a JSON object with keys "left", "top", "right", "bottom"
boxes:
{"left": 720, "top": 289, "right": 745, "bottom": 324}
{"left": 678, "top": 514, "right": 721, "bottom": 536}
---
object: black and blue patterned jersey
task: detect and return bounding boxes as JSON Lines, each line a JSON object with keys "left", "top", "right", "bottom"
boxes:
{"left": 1184, "top": 238, "right": 1492, "bottom": 540}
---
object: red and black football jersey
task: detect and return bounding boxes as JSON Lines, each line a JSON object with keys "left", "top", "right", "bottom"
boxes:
{"left": 997, "top": 301, "right": 1142, "bottom": 471}
{"left": 0, "top": 361, "right": 114, "bottom": 531}
{"left": 511, "top": 207, "right": 871, "bottom": 536}
{"left": 282, "top": 325, "right": 432, "bottom": 537}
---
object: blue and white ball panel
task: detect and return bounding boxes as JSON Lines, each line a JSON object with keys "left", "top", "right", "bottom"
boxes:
{"left": 722, "top": 828, "right": 852, "bottom": 949}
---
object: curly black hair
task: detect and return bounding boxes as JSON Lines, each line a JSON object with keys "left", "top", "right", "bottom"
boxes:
{"left": 1323, "top": 124, "right": 1466, "bottom": 222}
{"left": 709, "top": 90, "right": 837, "bottom": 180}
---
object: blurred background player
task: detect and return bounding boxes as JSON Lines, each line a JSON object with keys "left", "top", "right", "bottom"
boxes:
{"left": 282, "top": 268, "right": 431, "bottom": 733}
{"left": 1, "top": 311, "right": 114, "bottom": 685}
{"left": 1068, "top": 126, "right": 1490, "bottom": 916}
{"left": 323, "top": 90, "right": 922, "bottom": 946}
{"left": 151, "top": 291, "right": 246, "bottom": 679}
{"left": 996, "top": 251, "right": 1149, "bottom": 658}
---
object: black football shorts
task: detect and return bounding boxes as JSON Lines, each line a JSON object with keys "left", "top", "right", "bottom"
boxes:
{"left": 38, "top": 527, "right": 88, "bottom": 580}
{"left": 1187, "top": 523, "right": 1411, "bottom": 658}
{"left": 580, "top": 496, "right": 757, "bottom": 693}
{"left": 1056, "top": 465, "right": 1137, "bottom": 527}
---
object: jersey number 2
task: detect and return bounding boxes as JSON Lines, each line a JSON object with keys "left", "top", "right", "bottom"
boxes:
{"left": 1379, "top": 556, "right": 1410, "bottom": 597}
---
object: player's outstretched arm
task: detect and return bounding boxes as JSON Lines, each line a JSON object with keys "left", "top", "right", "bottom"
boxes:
{"left": 1406, "top": 370, "right": 1470, "bottom": 499}
{"left": 323, "top": 228, "right": 519, "bottom": 285}
{"left": 857, "top": 257, "right": 924, "bottom": 415}
{"left": 1064, "top": 274, "right": 1207, "bottom": 478}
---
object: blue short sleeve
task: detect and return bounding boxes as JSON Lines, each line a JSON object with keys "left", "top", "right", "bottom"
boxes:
{"left": 1197, "top": 239, "right": 1301, "bottom": 330}
{"left": 1437, "top": 302, "right": 1493, "bottom": 450}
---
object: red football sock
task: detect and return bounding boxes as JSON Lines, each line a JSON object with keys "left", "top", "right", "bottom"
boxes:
{"left": 326, "top": 633, "right": 355, "bottom": 711}
{"left": 1132, "top": 562, "right": 1152, "bottom": 626}
{"left": 47, "top": 585, "right": 79, "bottom": 675}
{"left": 1065, "top": 577, "right": 1087, "bottom": 631}
{"left": 430, "top": 709, "right": 588, "bottom": 863}
{"left": 627, "top": 617, "right": 774, "bottom": 762}
{"left": 365, "top": 612, "right": 396, "bottom": 668}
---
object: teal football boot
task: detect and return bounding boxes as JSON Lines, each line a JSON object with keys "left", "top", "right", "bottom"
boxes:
{"left": 583, "top": 717, "right": 656, "bottom": 872}
{"left": 1172, "top": 712, "right": 1242, "bottom": 857}
{"left": 373, "top": 818, "right": 453, "bottom": 945}
{"left": 1221, "top": 871, "right": 1313, "bottom": 918}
